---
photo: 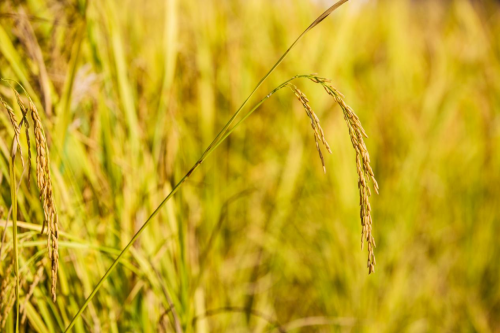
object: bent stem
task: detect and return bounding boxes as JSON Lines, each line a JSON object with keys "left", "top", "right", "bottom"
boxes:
{"left": 65, "top": 74, "right": 306, "bottom": 331}
{"left": 65, "top": 0, "right": 350, "bottom": 330}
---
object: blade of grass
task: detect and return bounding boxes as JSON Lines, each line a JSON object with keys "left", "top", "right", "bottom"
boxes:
{"left": 24, "top": 302, "right": 50, "bottom": 333}
{"left": 54, "top": 19, "right": 87, "bottom": 158}
{"left": 0, "top": 163, "right": 27, "bottom": 259}
{"left": 64, "top": 1, "right": 349, "bottom": 330}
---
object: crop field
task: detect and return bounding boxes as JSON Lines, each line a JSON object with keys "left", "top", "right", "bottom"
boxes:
{"left": 0, "top": 0, "right": 499, "bottom": 332}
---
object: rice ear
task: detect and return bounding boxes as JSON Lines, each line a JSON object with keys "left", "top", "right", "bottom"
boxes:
{"left": 29, "top": 98, "right": 59, "bottom": 301}
{"left": 288, "top": 83, "right": 332, "bottom": 173}
{"left": 2, "top": 82, "right": 60, "bottom": 301}
{"left": 0, "top": 97, "right": 24, "bottom": 169}
{"left": 12, "top": 90, "right": 32, "bottom": 192}
{"left": 310, "top": 76, "right": 379, "bottom": 273}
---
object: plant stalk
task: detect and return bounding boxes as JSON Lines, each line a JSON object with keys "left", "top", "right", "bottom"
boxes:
{"left": 10, "top": 140, "right": 20, "bottom": 333}
{"left": 65, "top": 1, "right": 349, "bottom": 330}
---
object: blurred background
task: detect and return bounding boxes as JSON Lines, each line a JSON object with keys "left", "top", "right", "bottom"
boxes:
{"left": 0, "top": 0, "right": 499, "bottom": 332}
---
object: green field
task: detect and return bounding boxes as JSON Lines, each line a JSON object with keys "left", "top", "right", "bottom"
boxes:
{"left": 1, "top": 0, "right": 500, "bottom": 332}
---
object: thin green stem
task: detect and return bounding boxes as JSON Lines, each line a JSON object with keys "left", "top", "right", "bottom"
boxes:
{"left": 10, "top": 140, "right": 19, "bottom": 333}
{"left": 65, "top": 171, "right": 192, "bottom": 331}
{"left": 65, "top": 1, "right": 349, "bottom": 330}
{"left": 209, "top": 75, "right": 311, "bottom": 154}
{"left": 198, "top": 0, "right": 348, "bottom": 162}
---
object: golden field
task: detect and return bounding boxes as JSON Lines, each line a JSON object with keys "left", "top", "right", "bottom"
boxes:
{"left": 0, "top": 0, "right": 499, "bottom": 331}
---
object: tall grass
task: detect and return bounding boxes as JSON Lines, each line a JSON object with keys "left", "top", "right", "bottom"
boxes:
{"left": 0, "top": 0, "right": 500, "bottom": 332}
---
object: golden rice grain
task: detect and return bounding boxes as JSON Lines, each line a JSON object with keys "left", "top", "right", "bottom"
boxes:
{"left": 288, "top": 83, "right": 332, "bottom": 173}
{"left": 29, "top": 99, "right": 59, "bottom": 301}
{"left": 13, "top": 90, "right": 32, "bottom": 191}
{"left": 0, "top": 97, "right": 24, "bottom": 168}
{"left": 2, "top": 84, "right": 59, "bottom": 301}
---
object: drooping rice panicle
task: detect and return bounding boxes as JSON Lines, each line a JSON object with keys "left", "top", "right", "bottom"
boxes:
{"left": 29, "top": 98, "right": 59, "bottom": 301}
{"left": 0, "top": 97, "right": 25, "bottom": 169}
{"left": 309, "top": 75, "right": 379, "bottom": 273}
{"left": 2, "top": 82, "right": 60, "bottom": 302}
{"left": 288, "top": 83, "right": 332, "bottom": 173}
{"left": 13, "top": 90, "right": 32, "bottom": 192}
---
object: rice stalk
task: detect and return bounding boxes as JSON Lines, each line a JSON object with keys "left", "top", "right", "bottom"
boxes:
{"left": 64, "top": 72, "right": 377, "bottom": 330}
{"left": 1, "top": 85, "right": 25, "bottom": 332}
{"left": 65, "top": 1, "right": 351, "bottom": 330}
{"left": 9, "top": 127, "right": 20, "bottom": 333}
{"left": 214, "top": 74, "right": 379, "bottom": 272}
{"left": 1, "top": 81, "right": 59, "bottom": 304}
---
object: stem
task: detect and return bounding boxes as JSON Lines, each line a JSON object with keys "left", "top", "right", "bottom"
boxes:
{"left": 65, "top": 74, "right": 307, "bottom": 331}
{"left": 10, "top": 141, "right": 20, "bottom": 333}
{"left": 0, "top": 163, "right": 27, "bottom": 260}
{"left": 65, "top": 1, "right": 349, "bottom": 330}
{"left": 65, "top": 171, "right": 192, "bottom": 331}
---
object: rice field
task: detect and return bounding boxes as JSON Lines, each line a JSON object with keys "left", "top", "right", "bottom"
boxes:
{"left": 0, "top": 0, "right": 500, "bottom": 332}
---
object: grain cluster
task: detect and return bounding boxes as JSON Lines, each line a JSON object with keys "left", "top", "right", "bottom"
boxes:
{"left": 308, "top": 75, "right": 379, "bottom": 273}
{"left": 288, "top": 83, "right": 332, "bottom": 173}
{"left": 30, "top": 99, "right": 59, "bottom": 301}
{"left": 1, "top": 84, "right": 59, "bottom": 301}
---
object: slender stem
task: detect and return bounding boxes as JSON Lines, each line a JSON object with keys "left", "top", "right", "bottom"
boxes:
{"left": 0, "top": 163, "right": 27, "bottom": 259}
{"left": 209, "top": 76, "right": 307, "bottom": 154}
{"left": 65, "top": 1, "right": 349, "bottom": 330}
{"left": 198, "top": 0, "right": 349, "bottom": 162}
{"left": 65, "top": 171, "right": 192, "bottom": 331}
{"left": 10, "top": 141, "right": 20, "bottom": 333}
{"left": 65, "top": 74, "right": 306, "bottom": 331}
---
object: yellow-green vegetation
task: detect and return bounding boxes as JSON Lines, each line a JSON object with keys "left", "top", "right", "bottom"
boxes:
{"left": 0, "top": 0, "right": 500, "bottom": 332}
